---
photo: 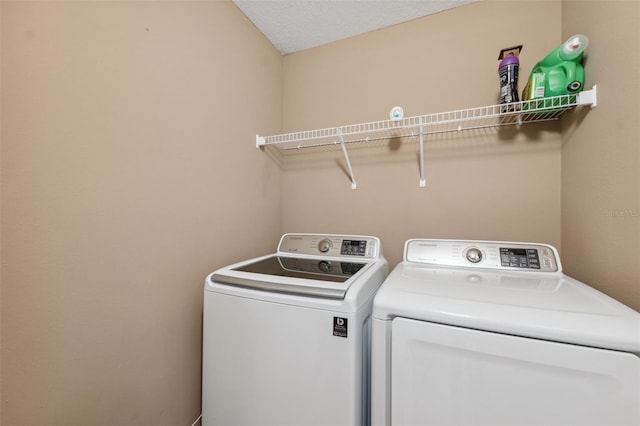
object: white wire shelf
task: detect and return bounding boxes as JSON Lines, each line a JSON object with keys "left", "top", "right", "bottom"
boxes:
{"left": 257, "top": 86, "right": 597, "bottom": 189}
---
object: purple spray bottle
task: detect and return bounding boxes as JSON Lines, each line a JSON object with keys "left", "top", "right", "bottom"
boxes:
{"left": 498, "top": 45, "right": 523, "bottom": 111}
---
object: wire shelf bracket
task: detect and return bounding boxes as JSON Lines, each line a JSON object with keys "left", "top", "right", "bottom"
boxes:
{"left": 418, "top": 117, "right": 426, "bottom": 188}
{"left": 337, "top": 128, "right": 357, "bottom": 190}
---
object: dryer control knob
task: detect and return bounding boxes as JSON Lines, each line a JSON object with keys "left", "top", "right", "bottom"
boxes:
{"left": 318, "top": 238, "right": 333, "bottom": 253}
{"left": 465, "top": 248, "right": 483, "bottom": 263}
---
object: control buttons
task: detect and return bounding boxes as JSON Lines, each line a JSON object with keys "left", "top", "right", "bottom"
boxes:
{"left": 465, "top": 248, "right": 483, "bottom": 264}
{"left": 500, "top": 247, "right": 541, "bottom": 269}
{"left": 318, "top": 238, "right": 333, "bottom": 253}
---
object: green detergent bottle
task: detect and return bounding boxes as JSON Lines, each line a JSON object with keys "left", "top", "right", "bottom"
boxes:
{"left": 523, "top": 34, "right": 588, "bottom": 107}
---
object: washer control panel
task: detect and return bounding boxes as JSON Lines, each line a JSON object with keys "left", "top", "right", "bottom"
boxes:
{"left": 278, "top": 234, "right": 381, "bottom": 259}
{"left": 405, "top": 239, "right": 560, "bottom": 272}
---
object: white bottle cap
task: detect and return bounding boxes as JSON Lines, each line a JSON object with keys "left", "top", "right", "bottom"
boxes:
{"left": 562, "top": 34, "right": 589, "bottom": 56}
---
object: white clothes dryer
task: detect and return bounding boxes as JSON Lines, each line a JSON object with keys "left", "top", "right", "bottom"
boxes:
{"left": 372, "top": 239, "right": 640, "bottom": 426}
{"left": 203, "top": 233, "right": 388, "bottom": 426}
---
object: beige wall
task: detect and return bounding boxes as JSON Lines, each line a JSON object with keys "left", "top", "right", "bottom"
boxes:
{"left": 282, "top": 1, "right": 564, "bottom": 268}
{"left": 2, "top": 0, "right": 638, "bottom": 425}
{"left": 561, "top": 1, "right": 640, "bottom": 311}
{"left": 1, "top": 1, "right": 282, "bottom": 425}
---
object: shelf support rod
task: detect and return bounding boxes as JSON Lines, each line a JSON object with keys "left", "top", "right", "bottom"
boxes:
{"left": 337, "top": 128, "right": 357, "bottom": 189}
{"left": 418, "top": 117, "right": 426, "bottom": 188}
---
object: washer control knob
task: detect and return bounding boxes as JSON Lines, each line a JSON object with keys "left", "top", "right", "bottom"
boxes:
{"left": 318, "top": 238, "right": 333, "bottom": 253}
{"left": 466, "top": 248, "right": 483, "bottom": 264}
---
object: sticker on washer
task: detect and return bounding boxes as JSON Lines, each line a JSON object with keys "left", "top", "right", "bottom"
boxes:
{"left": 333, "top": 317, "right": 348, "bottom": 338}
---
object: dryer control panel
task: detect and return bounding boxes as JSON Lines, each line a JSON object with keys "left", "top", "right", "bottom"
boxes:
{"left": 278, "top": 233, "right": 382, "bottom": 259}
{"left": 405, "top": 239, "right": 560, "bottom": 272}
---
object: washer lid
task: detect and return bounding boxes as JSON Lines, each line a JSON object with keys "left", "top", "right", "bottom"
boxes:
{"left": 211, "top": 255, "right": 372, "bottom": 299}
{"left": 373, "top": 263, "right": 640, "bottom": 353}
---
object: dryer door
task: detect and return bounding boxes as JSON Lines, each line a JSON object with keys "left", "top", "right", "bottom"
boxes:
{"left": 391, "top": 317, "right": 640, "bottom": 426}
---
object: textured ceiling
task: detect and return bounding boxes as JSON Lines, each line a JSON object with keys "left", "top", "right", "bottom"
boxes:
{"left": 233, "top": 0, "right": 476, "bottom": 55}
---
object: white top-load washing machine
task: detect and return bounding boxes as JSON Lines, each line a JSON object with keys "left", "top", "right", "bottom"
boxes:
{"left": 372, "top": 239, "right": 640, "bottom": 426}
{"left": 203, "top": 233, "right": 388, "bottom": 426}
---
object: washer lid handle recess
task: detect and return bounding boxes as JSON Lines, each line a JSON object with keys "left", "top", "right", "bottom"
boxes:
{"left": 211, "top": 272, "right": 349, "bottom": 299}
